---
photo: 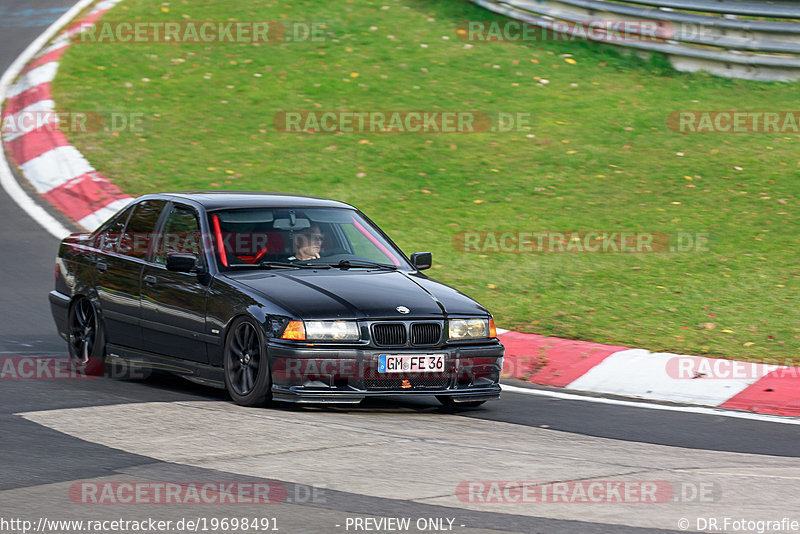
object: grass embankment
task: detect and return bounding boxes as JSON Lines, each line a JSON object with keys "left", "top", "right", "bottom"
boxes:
{"left": 53, "top": 0, "right": 799, "bottom": 364}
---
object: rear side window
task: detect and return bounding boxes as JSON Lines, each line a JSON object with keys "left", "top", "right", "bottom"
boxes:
{"left": 93, "top": 205, "right": 134, "bottom": 253}
{"left": 118, "top": 200, "right": 167, "bottom": 258}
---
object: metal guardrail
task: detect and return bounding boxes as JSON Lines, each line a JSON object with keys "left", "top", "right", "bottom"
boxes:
{"left": 621, "top": 0, "right": 800, "bottom": 18}
{"left": 469, "top": 0, "right": 800, "bottom": 81}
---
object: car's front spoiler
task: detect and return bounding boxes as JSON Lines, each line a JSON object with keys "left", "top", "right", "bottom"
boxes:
{"left": 271, "top": 384, "right": 502, "bottom": 404}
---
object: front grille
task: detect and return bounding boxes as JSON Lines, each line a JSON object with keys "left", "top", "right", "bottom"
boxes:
{"left": 411, "top": 323, "right": 441, "bottom": 345}
{"left": 362, "top": 377, "right": 451, "bottom": 390}
{"left": 372, "top": 323, "right": 407, "bottom": 346}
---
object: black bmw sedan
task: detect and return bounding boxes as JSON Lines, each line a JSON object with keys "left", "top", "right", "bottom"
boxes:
{"left": 49, "top": 192, "right": 503, "bottom": 407}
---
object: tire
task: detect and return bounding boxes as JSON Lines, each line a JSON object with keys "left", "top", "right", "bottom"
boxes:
{"left": 67, "top": 297, "right": 106, "bottom": 376}
{"left": 437, "top": 396, "right": 486, "bottom": 409}
{"left": 223, "top": 316, "right": 272, "bottom": 407}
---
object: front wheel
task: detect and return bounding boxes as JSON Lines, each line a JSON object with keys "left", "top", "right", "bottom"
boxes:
{"left": 437, "top": 396, "right": 486, "bottom": 409}
{"left": 224, "top": 317, "right": 272, "bottom": 407}
{"left": 67, "top": 297, "right": 105, "bottom": 376}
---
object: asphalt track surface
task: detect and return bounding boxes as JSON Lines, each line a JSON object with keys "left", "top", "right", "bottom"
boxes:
{"left": 1, "top": 3, "right": 799, "bottom": 534}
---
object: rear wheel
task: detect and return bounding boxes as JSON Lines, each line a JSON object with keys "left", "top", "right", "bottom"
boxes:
{"left": 224, "top": 317, "right": 272, "bottom": 406}
{"left": 68, "top": 298, "right": 105, "bottom": 376}
{"left": 437, "top": 396, "right": 486, "bottom": 409}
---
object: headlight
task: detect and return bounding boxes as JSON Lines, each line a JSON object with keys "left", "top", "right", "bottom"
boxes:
{"left": 304, "top": 320, "right": 360, "bottom": 341}
{"left": 448, "top": 318, "right": 491, "bottom": 340}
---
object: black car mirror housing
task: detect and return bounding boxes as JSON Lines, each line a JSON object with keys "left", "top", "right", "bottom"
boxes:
{"left": 166, "top": 253, "right": 199, "bottom": 273}
{"left": 410, "top": 252, "right": 432, "bottom": 271}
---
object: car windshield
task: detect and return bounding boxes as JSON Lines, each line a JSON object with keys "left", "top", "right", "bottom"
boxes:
{"left": 208, "top": 207, "right": 412, "bottom": 271}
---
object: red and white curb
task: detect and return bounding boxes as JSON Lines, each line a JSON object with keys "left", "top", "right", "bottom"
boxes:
{"left": 1, "top": 0, "right": 131, "bottom": 235}
{"left": 2, "top": 1, "right": 798, "bottom": 421}
{"left": 498, "top": 329, "right": 800, "bottom": 418}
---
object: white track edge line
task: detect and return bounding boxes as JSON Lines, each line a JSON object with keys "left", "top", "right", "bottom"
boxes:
{"left": 0, "top": 0, "right": 99, "bottom": 240}
{"left": 500, "top": 384, "right": 800, "bottom": 425}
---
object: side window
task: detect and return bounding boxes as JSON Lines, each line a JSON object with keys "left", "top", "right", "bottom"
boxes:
{"left": 118, "top": 200, "right": 167, "bottom": 258}
{"left": 94, "top": 205, "right": 134, "bottom": 253}
{"left": 154, "top": 205, "right": 203, "bottom": 265}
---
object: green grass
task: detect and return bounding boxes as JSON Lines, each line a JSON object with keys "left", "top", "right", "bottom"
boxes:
{"left": 52, "top": 0, "right": 800, "bottom": 364}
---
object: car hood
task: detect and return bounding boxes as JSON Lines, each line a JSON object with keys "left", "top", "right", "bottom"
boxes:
{"left": 229, "top": 269, "right": 489, "bottom": 320}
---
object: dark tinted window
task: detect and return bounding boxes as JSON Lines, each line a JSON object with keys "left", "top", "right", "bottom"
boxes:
{"left": 118, "top": 200, "right": 167, "bottom": 258}
{"left": 93, "top": 204, "right": 134, "bottom": 253}
{"left": 154, "top": 205, "right": 203, "bottom": 265}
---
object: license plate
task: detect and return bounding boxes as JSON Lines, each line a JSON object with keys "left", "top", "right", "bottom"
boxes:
{"left": 378, "top": 354, "right": 445, "bottom": 373}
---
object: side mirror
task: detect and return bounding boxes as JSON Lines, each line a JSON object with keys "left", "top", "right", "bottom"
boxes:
{"left": 166, "top": 253, "right": 199, "bottom": 273}
{"left": 410, "top": 252, "right": 432, "bottom": 271}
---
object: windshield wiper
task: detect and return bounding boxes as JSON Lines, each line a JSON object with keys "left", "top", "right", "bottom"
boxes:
{"left": 319, "top": 259, "right": 399, "bottom": 271}
{"left": 225, "top": 261, "right": 329, "bottom": 270}
{"left": 261, "top": 261, "right": 330, "bottom": 269}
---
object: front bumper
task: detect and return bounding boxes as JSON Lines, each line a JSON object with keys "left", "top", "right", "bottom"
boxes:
{"left": 267, "top": 340, "right": 503, "bottom": 403}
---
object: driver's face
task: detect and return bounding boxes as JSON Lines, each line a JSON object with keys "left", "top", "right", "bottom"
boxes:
{"left": 294, "top": 227, "right": 323, "bottom": 260}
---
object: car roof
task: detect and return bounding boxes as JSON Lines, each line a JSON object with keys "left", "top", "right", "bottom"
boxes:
{"left": 140, "top": 191, "right": 357, "bottom": 211}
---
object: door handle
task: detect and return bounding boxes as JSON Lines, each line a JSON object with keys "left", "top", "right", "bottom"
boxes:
{"left": 144, "top": 275, "right": 157, "bottom": 286}
{"left": 96, "top": 262, "right": 107, "bottom": 273}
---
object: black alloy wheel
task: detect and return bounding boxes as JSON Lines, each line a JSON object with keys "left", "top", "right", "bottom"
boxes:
{"left": 68, "top": 298, "right": 105, "bottom": 376}
{"left": 224, "top": 317, "right": 272, "bottom": 406}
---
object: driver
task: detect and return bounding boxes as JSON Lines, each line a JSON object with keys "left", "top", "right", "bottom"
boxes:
{"left": 288, "top": 225, "right": 324, "bottom": 261}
